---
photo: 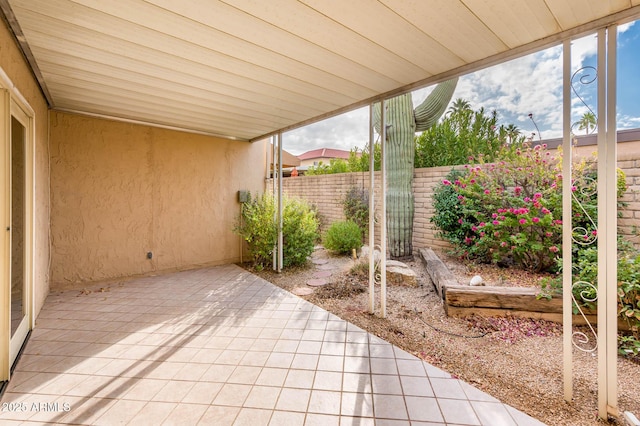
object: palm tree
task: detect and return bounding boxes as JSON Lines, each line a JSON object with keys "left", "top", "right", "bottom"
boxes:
{"left": 447, "top": 98, "right": 471, "bottom": 116}
{"left": 577, "top": 112, "right": 597, "bottom": 135}
{"left": 505, "top": 124, "right": 520, "bottom": 144}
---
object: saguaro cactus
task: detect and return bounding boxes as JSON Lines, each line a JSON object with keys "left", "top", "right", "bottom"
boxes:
{"left": 374, "top": 79, "right": 458, "bottom": 259}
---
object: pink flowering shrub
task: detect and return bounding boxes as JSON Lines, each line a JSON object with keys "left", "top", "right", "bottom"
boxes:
{"left": 434, "top": 142, "right": 628, "bottom": 272}
{"left": 447, "top": 143, "right": 563, "bottom": 271}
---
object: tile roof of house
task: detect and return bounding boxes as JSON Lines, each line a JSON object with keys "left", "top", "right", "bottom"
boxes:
{"left": 297, "top": 148, "right": 351, "bottom": 161}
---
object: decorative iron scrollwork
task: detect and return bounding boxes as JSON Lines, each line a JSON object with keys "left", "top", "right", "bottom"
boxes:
{"left": 570, "top": 66, "right": 598, "bottom": 135}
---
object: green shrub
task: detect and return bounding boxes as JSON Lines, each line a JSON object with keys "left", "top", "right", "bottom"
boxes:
{"left": 282, "top": 197, "right": 320, "bottom": 267}
{"left": 235, "top": 193, "right": 319, "bottom": 268}
{"left": 431, "top": 169, "right": 477, "bottom": 253}
{"left": 343, "top": 186, "right": 369, "bottom": 235}
{"left": 305, "top": 159, "right": 349, "bottom": 175}
{"left": 323, "top": 221, "right": 362, "bottom": 254}
{"left": 235, "top": 193, "right": 276, "bottom": 268}
{"left": 414, "top": 102, "right": 524, "bottom": 168}
{"left": 432, "top": 143, "right": 627, "bottom": 272}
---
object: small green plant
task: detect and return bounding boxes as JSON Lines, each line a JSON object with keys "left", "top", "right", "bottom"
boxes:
{"left": 323, "top": 221, "right": 362, "bottom": 254}
{"left": 282, "top": 197, "right": 320, "bottom": 267}
{"left": 431, "top": 169, "right": 477, "bottom": 255}
{"left": 343, "top": 186, "right": 369, "bottom": 235}
{"left": 235, "top": 192, "right": 276, "bottom": 268}
{"left": 305, "top": 159, "right": 349, "bottom": 175}
{"left": 235, "top": 193, "right": 319, "bottom": 268}
{"left": 618, "top": 335, "right": 640, "bottom": 358}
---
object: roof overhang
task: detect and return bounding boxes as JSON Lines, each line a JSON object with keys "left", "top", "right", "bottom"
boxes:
{"left": 2, "top": 1, "right": 639, "bottom": 142}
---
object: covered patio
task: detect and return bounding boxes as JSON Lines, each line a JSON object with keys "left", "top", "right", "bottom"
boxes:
{"left": 1, "top": 1, "right": 640, "bottom": 424}
{"left": 1, "top": 264, "right": 544, "bottom": 425}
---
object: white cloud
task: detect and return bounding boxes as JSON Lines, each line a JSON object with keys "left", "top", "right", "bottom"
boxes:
{"left": 283, "top": 107, "right": 368, "bottom": 155}
{"left": 619, "top": 114, "right": 640, "bottom": 129}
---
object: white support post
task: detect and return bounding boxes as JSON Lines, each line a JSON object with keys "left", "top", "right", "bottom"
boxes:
{"left": 272, "top": 135, "right": 277, "bottom": 271}
{"left": 596, "top": 26, "right": 618, "bottom": 420}
{"left": 380, "top": 100, "right": 387, "bottom": 318}
{"left": 605, "top": 29, "right": 618, "bottom": 417}
{"left": 562, "top": 39, "right": 573, "bottom": 402}
{"left": 368, "top": 104, "right": 375, "bottom": 314}
{"left": 277, "top": 132, "right": 284, "bottom": 273}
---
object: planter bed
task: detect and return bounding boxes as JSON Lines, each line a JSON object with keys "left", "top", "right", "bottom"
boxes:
{"left": 421, "top": 247, "right": 631, "bottom": 330}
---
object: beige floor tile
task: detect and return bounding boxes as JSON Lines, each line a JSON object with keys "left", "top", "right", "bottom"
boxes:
{"left": 181, "top": 381, "right": 223, "bottom": 404}
{"left": 227, "top": 365, "right": 263, "bottom": 384}
{"left": 471, "top": 401, "right": 518, "bottom": 426}
{"left": 35, "top": 373, "right": 90, "bottom": 396}
{"left": 342, "top": 372, "right": 372, "bottom": 393}
{"left": 291, "top": 353, "right": 319, "bottom": 370}
{"left": 429, "top": 377, "right": 467, "bottom": 399}
{"left": 307, "top": 390, "right": 341, "bottom": 415}
{"left": 265, "top": 352, "right": 295, "bottom": 369}
{"left": 243, "top": 385, "right": 281, "bottom": 409}
{"left": 407, "top": 396, "right": 447, "bottom": 423}
{"left": 172, "top": 362, "right": 210, "bottom": 381}
{"left": 93, "top": 398, "right": 147, "bottom": 425}
{"left": 200, "top": 363, "right": 234, "bottom": 382}
{"left": 212, "top": 383, "right": 252, "bottom": 406}
{"left": 317, "top": 354, "right": 344, "bottom": 372}
{"left": 189, "top": 348, "right": 223, "bottom": 364}
{"left": 400, "top": 376, "right": 434, "bottom": 397}
{"left": 239, "top": 350, "right": 271, "bottom": 366}
{"left": 268, "top": 410, "right": 305, "bottom": 425}
{"left": 396, "top": 359, "right": 426, "bottom": 376}
{"left": 152, "top": 380, "right": 197, "bottom": 403}
{"left": 127, "top": 401, "right": 177, "bottom": 425}
{"left": 161, "top": 402, "right": 208, "bottom": 425}
{"left": 275, "top": 388, "right": 310, "bottom": 412}
{"left": 255, "top": 367, "right": 288, "bottom": 387}
{"left": 55, "top": 397, "right": 117, "bottom": 425}
{"left": 370, "top": 358, "right": 398, "bottom": 375}
{"left": 305, "top": 412, "right": 340, "bottom": 426}
{"left": 121, "top": 378, "right": 168, "bottom": 401}
{"left": 284, "top": 369, "right": 315, "bottom": 389}
{"left": 198, "top": 405, "right": 241, "bottom": 425}
{"left": 312, "top": 370, "right": 342, "bottom": 391}
{"left": 372, "top": 394, "right": 408, "bottom": 420}
{"left": 341, "top": 392, "right": 374, "bottom": 417}
{"left": 436, "top": 398, "right": 479, "bottom": 424}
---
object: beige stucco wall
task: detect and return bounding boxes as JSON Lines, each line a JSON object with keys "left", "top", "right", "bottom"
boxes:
{"left": 49, "top": 111, "right": 267, "bottom": 286}
{"left": 0, "top": 20, "right": 50, "bottom": 317}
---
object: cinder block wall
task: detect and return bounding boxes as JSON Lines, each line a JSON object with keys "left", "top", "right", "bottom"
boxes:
{"left": 617, "top": 152, "right": 640, "bottom": 246}
{"left": 273, "top": 165, "right": 460, "bottom": 251}
{"left": 275, "top": 155, "right": 640, "bottom": 251}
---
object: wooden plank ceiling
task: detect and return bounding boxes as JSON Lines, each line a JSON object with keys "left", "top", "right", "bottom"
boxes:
{"left": 4, "top": 0, "right": 640, "bottom": 141}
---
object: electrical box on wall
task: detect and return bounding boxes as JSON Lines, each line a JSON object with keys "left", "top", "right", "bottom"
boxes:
{"left": 238, "top": 190, "right": 250, "bottom": 203}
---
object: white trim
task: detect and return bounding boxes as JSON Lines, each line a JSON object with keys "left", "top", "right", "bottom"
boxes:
{"left": 0, "top": 87, "right": 9, "bottom": 381}
{"left": 562, "top": 38, "right": 573, "bottom": 403}
{"left": 596, "top": 26, "right": 618, "bottom": 419}
{"left": 0, "top": 67, "right": 35, "bottom": 116}
{"left": 0, "top": 69, "right": 36, "bottom": 381}
{"left": 368, "top": 103, "right": 375, "bottom": 314}
{"left": 380, "top": 100, "right": 387, "bottom": 318}
{"left": 277, "top": 132, "right": 283, "bottom": 273}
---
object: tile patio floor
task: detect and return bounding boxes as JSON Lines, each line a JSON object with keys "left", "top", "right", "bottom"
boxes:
{"left": 1, "top": 264, "right": 546, "bottom": 425}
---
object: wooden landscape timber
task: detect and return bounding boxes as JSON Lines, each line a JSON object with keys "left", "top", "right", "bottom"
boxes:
{"left": 421, "top": 248, "right": 632, "bottom": 330}
{"left": 443, "top": 283, "right": 631, "bottom": 330}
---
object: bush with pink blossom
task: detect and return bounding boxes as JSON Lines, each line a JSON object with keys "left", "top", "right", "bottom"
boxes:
{"left": 433, "top": 143, "right": 626, "bottom": 272}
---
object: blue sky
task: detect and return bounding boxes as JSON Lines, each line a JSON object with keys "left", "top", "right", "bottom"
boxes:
{"left": 284, "top": 20, "right": 640, "bottom": 155}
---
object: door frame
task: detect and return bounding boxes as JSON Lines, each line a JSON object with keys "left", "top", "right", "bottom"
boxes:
{"left": 0, "top": 69, "right": 35, "bottom": 382}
